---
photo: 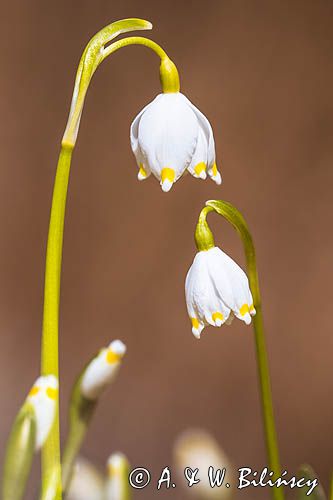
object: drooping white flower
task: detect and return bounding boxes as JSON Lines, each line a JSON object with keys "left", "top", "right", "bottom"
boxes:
{"left": 105, "top": 452, "right": 130, "bottom": 500}
{"left": 130, "top": 92, "right": 221, "bottom": 192}
{"left": 173, "top": 429, "right": 234, "bottom": 499}
{"left": 80, "top": 340, "right": 126, "bottom": 400}
{"left": 185, "top": 246, "right": 256, "bottom": 338}
{"left": 26, "top": 375, "right": 58, "bottom": 450}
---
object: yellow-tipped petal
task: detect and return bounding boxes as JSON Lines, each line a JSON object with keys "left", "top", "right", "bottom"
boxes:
{"left": 161, "top": 167, "right": 175, "bottom": 183}
{"left": 194, "top": 162, "right": 207, "bottom": 179}
{"left": 191, "top": 317, "right": 200, "bottom": 330}
{"left": 106, "top": 349, "right": 122, "bottom": 364}
{"left": 239, "top": 304, "right": 250, "bottom": 316}
{"left": 212, "top": 162, "right": 218, "bottom": 177}
{"left": 46, "top": 387, "right": 58, "bottom": 400}
{"left": 212, "top": 312, "right": 224, "bottom": 325}
{"left": 29, "top": 386, "right": 39, "bottom": 397}
{"left": 138, "top": 163, "right": 148, "bottom": 180}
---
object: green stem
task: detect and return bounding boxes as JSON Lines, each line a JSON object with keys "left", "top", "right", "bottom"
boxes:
{"left": 61, "top": 376, "right": 96, "bottom": 495}
{"left": 40, "top": 145, "right": 73, "bottom": 500}
{"left": 203, "top": 200, "right": 284, "bottom": 500}
{"left": 39, "top": 17, "right": 178, "bottom": 500}
{"left": 330, "top": 472, "right": 333, "bottom": 500}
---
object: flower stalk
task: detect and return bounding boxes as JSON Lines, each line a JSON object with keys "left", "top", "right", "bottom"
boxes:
{"left": 196, "top": 200, "right": 284, "bottom": 500}
{"left": 40, "top": 18, "right": 176, "bottom": 499}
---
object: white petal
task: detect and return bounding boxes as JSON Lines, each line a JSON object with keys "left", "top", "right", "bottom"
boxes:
{"left": 137, "top": 93, "right": 199, "bottom": 181}
{"left": 26, "top": 375, "right": 58, "bottom": 450}
{"left": 182, "top": 95, "right": 216, "bottom": 169}
{"left": 208, "top": 247, "right": 254, "bottom": 324}
{"left": 161, "top": 178, "right": 173, "bottom": 192}
{"left": 68, "top": 458, "right": 104, "bottom": 500}
{"left": 187, "top": 129, "right": 208, "bottom": 179}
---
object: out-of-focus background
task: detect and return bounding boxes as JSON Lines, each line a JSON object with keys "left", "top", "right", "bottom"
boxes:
{"left": 0, "top": 0, "right": 332, "bottom": 498}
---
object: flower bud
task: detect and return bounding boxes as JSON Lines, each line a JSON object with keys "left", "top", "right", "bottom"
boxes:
{"left": 105, "top": 453, "right": 131, "bottom": 500}
{"left": 67, "top": 457, "right": 104, "bottom": 500}
{"left": 2, "top": 405, "right": 36, "bottom": 500}
{"left": 80, "top": 340, "right": 126, "bottom": 400}
{"left": 173, "top": 429, "right": 234, "bottom": 499}
{"left": 26, "top": 375, "right": 58, "bottom": 450}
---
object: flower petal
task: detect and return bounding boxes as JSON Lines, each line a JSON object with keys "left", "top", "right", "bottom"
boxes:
{"left": 187, "top": 129, "right": 208, "bottom": 179}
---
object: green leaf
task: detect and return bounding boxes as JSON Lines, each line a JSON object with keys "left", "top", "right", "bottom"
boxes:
{"left": 297, "top": 464, "right": 326, "bottom": 500}
{"left": 2, "top": 404, "right": 36, "bottom": 500}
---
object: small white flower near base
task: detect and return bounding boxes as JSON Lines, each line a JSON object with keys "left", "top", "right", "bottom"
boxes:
{"left": 26, "top": 375, "right": 58, "bottom": 450}
{"left": 174, "top": 429, "right": 234, "bottom": 499}
{"left": 130, "top": 93, "right": 221, "bottom": 192}
{"left": 80, "top": 340, "right": 126, "bottom": 400}
{"left": 185, "top": 246, "right": 256, "bottom": 338}
{"left": 105, "top": 453, "right": 130, "bottom": 500}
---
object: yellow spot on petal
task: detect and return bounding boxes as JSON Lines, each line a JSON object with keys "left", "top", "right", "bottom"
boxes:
{"left": 46, "top": 387, "right": 58, "bottom": 400}
{"left": 212, "top": 312, "right": 224, "bottom": 322}
{"left": 240, "top": 304, "right": 250, "bottom": 316}
{"left": 194, "top": 162, "right": 206, "bottom": 176}
{"left": 139, "top": 163, "right": 147, "bottom": 178}
{"left": 191, "top": 317, "right": 200, "bottom": 330}
{"left": 29, "top": 386, "right": 39, "bottom": 397}
{"left": 108, "top": 463, "right": 121, "bottom": 476}
{"left": 161, "top": 167, "right": 175, "bottom": 183}
{"left": 106, "top": 349, "right": 121, "bottom": 364}
{"left": 212, "top": 162, "right": 218, "bottom": 177}
{"left": 249, "top": 304, "right": 255, "bottom": 313}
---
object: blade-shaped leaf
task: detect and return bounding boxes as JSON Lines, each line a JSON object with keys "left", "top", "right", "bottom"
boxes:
{"left": 297, "top": 464, "right": 326, "bottom": 500}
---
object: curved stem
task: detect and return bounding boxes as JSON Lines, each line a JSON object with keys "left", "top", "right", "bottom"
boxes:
{"left": 203, "top": 200, "right": 284, "bottom": 500}
{"left": 40, "top": 18, "right": 177, "bottom": 499}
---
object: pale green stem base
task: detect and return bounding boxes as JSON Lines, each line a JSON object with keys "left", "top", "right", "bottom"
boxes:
{"left": 203, "top": 201, "right": 284, "bottom": 500}
{"left": 61, "top": 377, "right": 96, "bottom": 495}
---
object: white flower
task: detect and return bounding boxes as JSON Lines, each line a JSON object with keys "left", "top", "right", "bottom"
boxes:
{"left": 26, "top": 375, "right": 58, "bottom": 450}
{"left": 173, "top": 429, "right": 234, "bottom": 499}
{"left": 105, "top": 452, "right": 130, "bottom": 500}
{"left": 80, "top": 340, "right": 126, "bottom": 400}
{"left": 67, "top": 457, "right": 104, "bottom": 500}
{"left": 130, "top": 92, "right": 221, "bottom": 192}
{"left": 185, "top": 246, "right": 256, "bottom": 338}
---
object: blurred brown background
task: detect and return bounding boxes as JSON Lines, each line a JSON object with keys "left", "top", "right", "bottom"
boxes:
{"left": 0, "top": 0, "right": 332, "bottom": 498}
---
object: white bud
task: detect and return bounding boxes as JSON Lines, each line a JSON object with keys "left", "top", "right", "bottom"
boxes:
{"left": 80, "top": 340, "right": 126, "bottom": 400}
{"left": 26, "top": 375, "right": 58, "bottom": 450}
{"left": 173, "top": 429, "right": 234, "bottom": 499}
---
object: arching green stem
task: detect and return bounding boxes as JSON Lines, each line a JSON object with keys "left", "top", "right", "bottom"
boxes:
{"left": 196, "top": 200, "right": 284, "bottom": 500}
{"left": 40, "top": 18, "right": 179, "bottom": 499}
